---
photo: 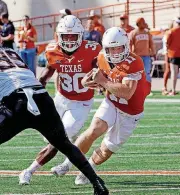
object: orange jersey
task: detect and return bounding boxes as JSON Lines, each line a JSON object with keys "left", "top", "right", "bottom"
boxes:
{"left": 167, "top": 27, "right": 180, "bottom": 58}
{"left": 98, "top": 52, "right": 151, "bottom": 115}
{"left": 129, "top": 29, "right": 155, "bottom": 56}
{"left": 18, "top": 25, "right": 37, "bottom": 49}
{"left": 46, "top": 40, "right": 102, "bottom": 101}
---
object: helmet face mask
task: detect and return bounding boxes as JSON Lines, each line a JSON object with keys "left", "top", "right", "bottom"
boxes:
{"left": 56, "top": 15, "right": 84, "bottom": 52}
{"left": 104, "top": 45, "right": 129, "bottom": 64}
{"left": 57, "top": 33, "right": 81, "bottom": 52}
{"left": 102, "top": 27, "right": 129, "bottom": 64}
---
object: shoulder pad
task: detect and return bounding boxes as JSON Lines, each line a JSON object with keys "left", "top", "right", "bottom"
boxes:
{"left": 46, "top": 42, "right": 58, "bottom": 52}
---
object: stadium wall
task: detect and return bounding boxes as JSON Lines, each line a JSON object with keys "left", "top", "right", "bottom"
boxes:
{"left": 4, "top": 0, "right": 180, "bottom": 42}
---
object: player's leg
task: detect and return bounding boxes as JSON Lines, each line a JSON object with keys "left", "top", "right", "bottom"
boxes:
{"left": 51, "top": 98, "right": 110, "bottom": 176}
{"left": 74, "top": 98, "right": 116, "bottom": 184}
{"left": 73, "top": 98, "right": 116, "bottom": 156}
{"left": 59, "top": 98, "right": 115, "bottom": 176}
{"left": 51, "top": 98, "right": 93, "bottom": 175}
{"left": 75, "top": 101, "right": 142, "bottom": 185}
{"left": 75, "top": 141, "right": 113, "bottom": 185}
{"left": 19, "top": 144, "right": 58, "bottom": 185}
{"left": 19, "top": 93, "right": 66, "bottom": 185}
{"left": 91, "top": 112, "right": 142, "bottom": 165}
{"left": 0, "top": 92, "right": 48, "bottom": 185}
{"left": 34, "top": 93, "right": 109, "bottom": 194}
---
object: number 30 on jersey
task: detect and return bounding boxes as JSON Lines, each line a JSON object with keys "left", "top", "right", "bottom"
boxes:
{"left": 59, "top": 73, "right": 88, "bottom": 93}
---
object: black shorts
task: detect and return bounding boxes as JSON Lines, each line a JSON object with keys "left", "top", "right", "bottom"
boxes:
{"left": 0, "top": 87, "right": 67, "bottom": 145}
{"left": 168, "top": 57, "right": 180, "bottom": 67}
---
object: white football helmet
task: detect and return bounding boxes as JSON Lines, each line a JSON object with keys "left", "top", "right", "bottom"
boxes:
{"left": 56, "top": 15, "right": 84, "bottom": 52}
{"left": 102, "top": 27, "right": 129, "bottom": 63}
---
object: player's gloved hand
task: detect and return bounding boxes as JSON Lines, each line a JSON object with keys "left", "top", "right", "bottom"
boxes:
{"left": 92, "top": 68, "right": 107, "bottom": 85}
{"left": 81, "top": 69, "right": 100, "bottom": 89}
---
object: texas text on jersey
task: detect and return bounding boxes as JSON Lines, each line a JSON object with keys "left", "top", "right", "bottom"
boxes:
{"left": 98, "top": 52, "right": 151, "bottom": 115}
{"left": 46, "top": 40, "right": 102, "bottom": 101}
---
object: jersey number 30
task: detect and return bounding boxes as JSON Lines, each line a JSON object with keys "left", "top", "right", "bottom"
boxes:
{"left": 59, "top": 73, "right": 88, "bottom": 93}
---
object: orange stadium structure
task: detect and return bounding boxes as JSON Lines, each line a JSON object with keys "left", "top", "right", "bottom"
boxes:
{"left": 13, "top": 0, "right": 180, "bottom": 42}
{"left": 11, "top": 0, "right": 180, "bottom": 56}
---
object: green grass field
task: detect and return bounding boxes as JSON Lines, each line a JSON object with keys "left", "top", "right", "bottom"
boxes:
{"left": 1, "top": 83, "right": 180, "bottom": 195}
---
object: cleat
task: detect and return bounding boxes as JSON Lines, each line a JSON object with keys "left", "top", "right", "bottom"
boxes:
{"left": 93, "top": 177, "right": 109, "bottom": 195}
{"left": 51, "top": 163, "right": 70, "bottom": 176}
{"left": 19, "top": 169, "right": 32, "bottom": 185}
{"left": 75, "top": 173, "right": 90, "bottom": 185}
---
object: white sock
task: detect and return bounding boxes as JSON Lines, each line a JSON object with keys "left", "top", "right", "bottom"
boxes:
{"left": 89, "top": 157, "right": 97, "bottom": 170}
{"left": 27, "top": 160, "right": 41, "bottom": 174}
{"left": 63, "top": 158, "right": 73, "bottom": 169}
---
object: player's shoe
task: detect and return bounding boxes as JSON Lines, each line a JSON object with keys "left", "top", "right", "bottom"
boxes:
{"left": 93, "top": 177, "right": 109, "bottom": 195}
{"left": 75, "top": 174, "right": 109, "bottom": 194}
{"left": 75, "top": 172, "right": 90, "bottom": 185}
{"left": 51, "top": 163, "right": 70, "bottom": 176}
{"left": 19, "top": 169, "right": 32, "bottom": 185}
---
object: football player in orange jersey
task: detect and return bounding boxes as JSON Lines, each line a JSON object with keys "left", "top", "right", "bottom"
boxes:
{"left": 19, "top": 15, "right": 109, "bottom": 195}
{"left": 55, "top": 26, "right": 151, "bottom": 185}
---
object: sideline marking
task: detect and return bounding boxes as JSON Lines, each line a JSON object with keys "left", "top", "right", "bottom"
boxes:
{"left": 1, "top": 170, "right": 180, "bottom": 176}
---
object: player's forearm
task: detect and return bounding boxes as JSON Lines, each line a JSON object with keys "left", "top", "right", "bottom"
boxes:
{"left": 100, "top": 79, "right": 133, "bottom": 100}
{"left": 39, "top": 67, "right": 55, "bottom": 87}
